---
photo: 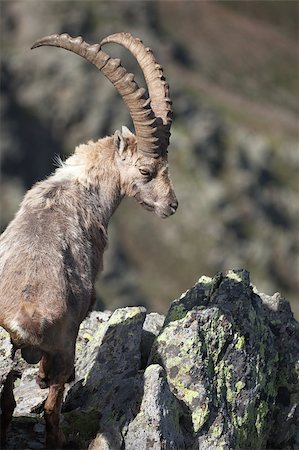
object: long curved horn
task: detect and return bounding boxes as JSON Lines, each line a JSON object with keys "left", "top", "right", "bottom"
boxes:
{"left": 101, "top": 32, "right": 173, "bottom": 152}
{"left": 31, "top": 33, "right": 160, "bottom": 157}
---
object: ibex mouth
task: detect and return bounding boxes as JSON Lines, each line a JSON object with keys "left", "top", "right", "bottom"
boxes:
{"left": 134, "top": 193, "right": 155, "bottom": 212}
{"left": 140, "top": 201, "right": 155, "bottom": 211}
{"left": 160, "top": 210, "right": 173, "bottom": 219}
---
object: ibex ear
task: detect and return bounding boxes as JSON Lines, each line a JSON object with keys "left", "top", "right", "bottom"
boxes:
{"left": 121, "top": 125, "right": 134, "bottom": 138}
{"left": 114, "top": 130, "right": 126, "bottom": 158}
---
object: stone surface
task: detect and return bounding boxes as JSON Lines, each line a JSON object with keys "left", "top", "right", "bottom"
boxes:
{"left": 1, "top": 272, "right": 298, "bottom": 449}
{"left": 0, "top": 328, "right": 14, "bottom": 391}
{"left": 141, "top": 313, "right": 165, "bottom": 368}
{"left": 150, "top": 270, "right": 299, "bottom": 449}
{"left": 124, "top": 364, "right": 188, "bottom": 450}
{"left": 14, "top": 367, "right": 47, "bottom": 417}
{"left": 259, "top": 292, "right": 299, "bottom": 448}
{"left": 62, "top": 307, "right": 146, "bottom": 448}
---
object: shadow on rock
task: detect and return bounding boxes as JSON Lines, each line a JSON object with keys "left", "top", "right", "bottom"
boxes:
{"left": 62, "top": 307, "right": 147, "bottom": 449}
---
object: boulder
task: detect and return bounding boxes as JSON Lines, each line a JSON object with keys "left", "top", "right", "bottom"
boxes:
{"left": 149, "top": 270, "right": 299, "bottom": 449}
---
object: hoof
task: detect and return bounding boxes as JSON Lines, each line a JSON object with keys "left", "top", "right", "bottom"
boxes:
{"left": 46, "top": 430, "right": 66, "bottom": 449}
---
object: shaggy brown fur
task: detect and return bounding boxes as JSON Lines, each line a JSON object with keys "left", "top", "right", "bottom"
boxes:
{"left": 0, "top": 127, "right": 177, "bottom": 448}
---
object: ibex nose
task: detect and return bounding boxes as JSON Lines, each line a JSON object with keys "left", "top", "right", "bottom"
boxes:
{"left": 170, "top": 200, "right": 178, "bottom": 213}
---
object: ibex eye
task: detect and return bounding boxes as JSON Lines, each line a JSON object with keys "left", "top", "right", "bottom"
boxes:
{"left": 139, "top": 168, "right": 151, "bottom": 176}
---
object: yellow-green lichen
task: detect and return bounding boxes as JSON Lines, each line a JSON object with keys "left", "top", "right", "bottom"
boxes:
{"left": 167, "top": 303, "right": 188, "bottom": 322}
{"left": 197, "top": 275, "right": 213, "bottom": 285}
{"left": 153, "top": 314, "right": 209, "bottom": 432}
{"left": 109, "top": 307, "right": 144, "bottom": 326}
{"left": 211, "top": 423, "right": 223, "bottom": 439}
{"left": 255, "top": 401, "right": 269, "bottom": 436}
{"left": 215, "top": 360, "right": 242, "bottom": 408}
{"left": 201, "top": 313, "right": 233, "bottom": 368}
{"left": 235, "top": 380, "right": 245, "bottom": 392}
{"left": 236, "top": 335, "right": 245, "bottom": 350}
{"left": 191, "top": 403, "right": 209, "bottom": 432}
{"left": 82, "top": 332, "right": 93, "bottom": 341}
{"left": 234, "top": 401, "right": 257, "bottom": 449}
{"left": 152, "top": 273, "right": 281, "bottom": 449}
{"left": 226, "top": 270, "right": 244, "bottom": 283}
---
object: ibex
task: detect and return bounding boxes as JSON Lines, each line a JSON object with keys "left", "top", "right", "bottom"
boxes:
{"left": 0, "top": 32, "right": 177, "bottom": 448}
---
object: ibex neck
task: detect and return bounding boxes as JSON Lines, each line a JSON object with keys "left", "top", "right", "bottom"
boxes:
{"left": 54, "top": 138, "right": 122, "bottom": 229}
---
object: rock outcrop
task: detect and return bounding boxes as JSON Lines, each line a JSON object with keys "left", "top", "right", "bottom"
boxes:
{"left": 1, "top": 270, "right": 298, "bottom": 449}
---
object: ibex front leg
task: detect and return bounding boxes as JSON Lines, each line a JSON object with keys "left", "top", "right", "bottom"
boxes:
{"left": 44, "top": 383, "right": 65, "bottom": 449}
{"left": 40, "top": 350, "right": 75, "bottom": 449}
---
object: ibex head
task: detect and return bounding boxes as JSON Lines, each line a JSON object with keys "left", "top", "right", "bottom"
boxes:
{"left": 113, "top": 125, "right": 177, "bottom": 218}
{"left": 31, "top": 32, "right": 178, "bottom": 218}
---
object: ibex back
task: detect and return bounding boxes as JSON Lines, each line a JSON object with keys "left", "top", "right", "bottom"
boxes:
{"left": 0, "top": 32, "right": 177, "bottom": 449}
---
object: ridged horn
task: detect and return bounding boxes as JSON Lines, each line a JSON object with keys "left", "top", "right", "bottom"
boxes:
{"left": 101, "top": 32, "right": 173, "bottom": 153}
{"left": 31, "top": 33, "right": 160, "bottom": 156}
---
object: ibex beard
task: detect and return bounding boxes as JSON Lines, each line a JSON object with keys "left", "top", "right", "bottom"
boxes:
{"left": 0, "top": 32, "right": 177, "bottom": 449}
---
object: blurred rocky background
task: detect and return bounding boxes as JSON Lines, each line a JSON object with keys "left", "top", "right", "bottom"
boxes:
{"left": 1, "top": 1, "right": 298, "bottom": 317}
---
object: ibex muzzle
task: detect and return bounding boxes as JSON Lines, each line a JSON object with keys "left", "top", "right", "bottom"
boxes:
{"left": 0, "top": 32, "right": 177, "bottom": 448}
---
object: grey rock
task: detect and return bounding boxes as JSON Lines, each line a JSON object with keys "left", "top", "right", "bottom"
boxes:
{"left": 14, "top": 367, "right": 47, "bottom": 417}
{"left": 124, "top": 364, "right": 188, "bottom": 450}
{"left": 259, "top": 291, "right": 299, "bottom": 448}
{"left": 141, "top": 313, "right": 165, "bottom": 368}
{"left": 1, "top": 330, "right": 47, "bottom": 420}
{"left": 88, "top": 429, "right": 123, "bottom": 450}
{"left": 1, "top": 273, "right": 298, "bottom": 449}
{"left": 0, "top": 328, "right": 13, "bottom": 388}
{"left": 150, "top": 270, "right": 299, "bottom": 450}
{"left": 64, "top": 307, "right": 146, "bottom": 426}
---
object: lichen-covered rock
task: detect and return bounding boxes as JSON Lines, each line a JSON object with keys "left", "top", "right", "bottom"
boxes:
{"left": 64, "top": 307, "right": 146, "bottom": 433}
{"left": 1, "top": 272, "right": 298, "bottom": 449}
{"left": 149, "top": 270, "right": 299, "bottom": 449}
{"left": 259, "top": 292, "right": 299, "bottom": 448}
{"left": 124, "top": 364, "right": 189, "bottom": 450}
{"left": 69, "top": 310, "right": 112, "bottom": 384}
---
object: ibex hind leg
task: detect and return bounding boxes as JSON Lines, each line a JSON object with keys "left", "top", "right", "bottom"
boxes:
{"left": 44, "top": 383, "right": 66, "bottom": 450}
{"left": 0, "top": 370, "right": 19, "bottom": 446}
{"left": 39, "top": 351, "right": 75, "bottom": 449}
{"left": 37, "top": 349, "right": 75, "bottom": 389}
{"left": 37, "top": 353, "right": 52, "bottom": 389}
